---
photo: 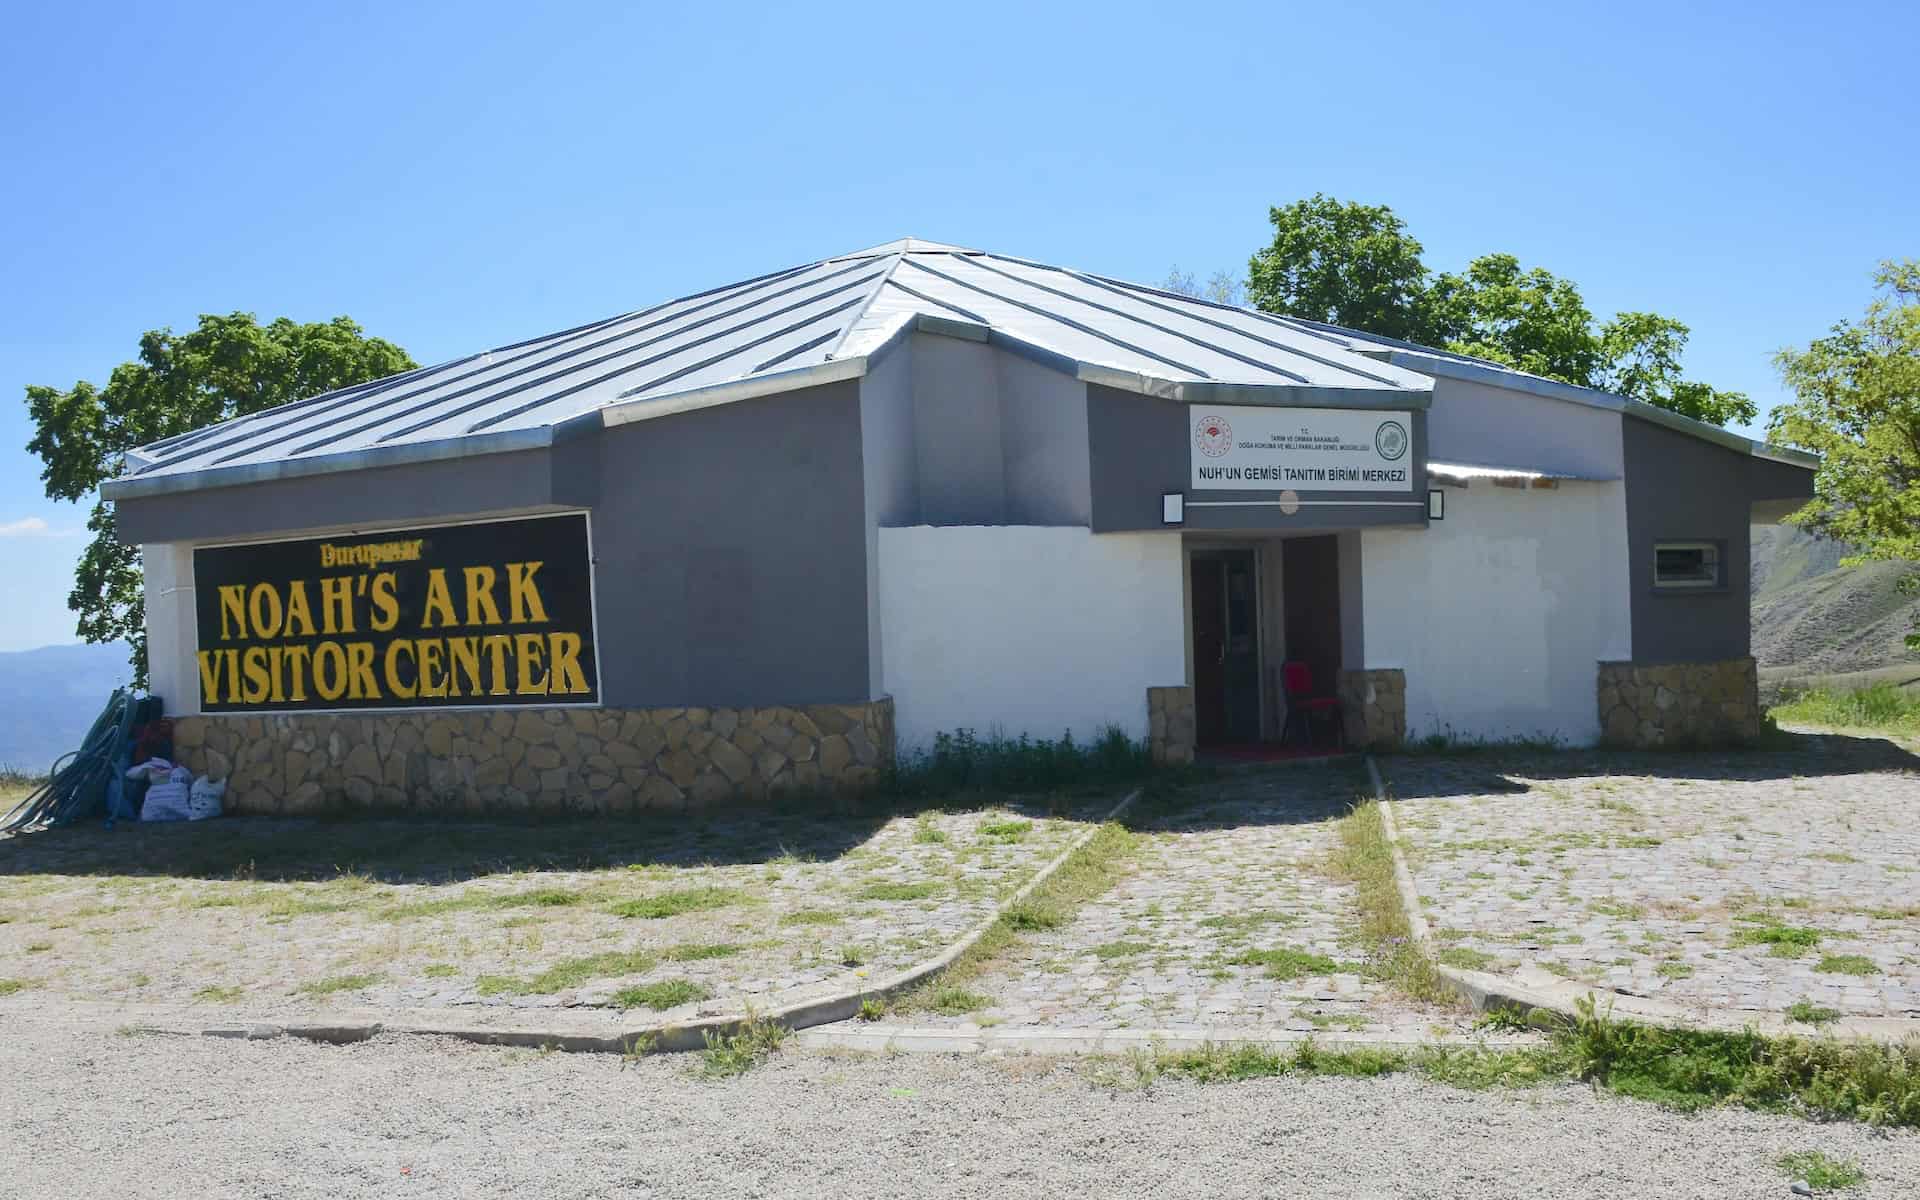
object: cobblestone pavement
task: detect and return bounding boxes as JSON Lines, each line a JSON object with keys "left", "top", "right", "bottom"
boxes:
{"left": 0, "top": 800, "right": 1098, "bottom": 1026}
{"left": 907, "top": 765, "right": 1481, "bottom": 1038}
{"left": 1381, "top": 737, "right": 1920, "bottom": 1020}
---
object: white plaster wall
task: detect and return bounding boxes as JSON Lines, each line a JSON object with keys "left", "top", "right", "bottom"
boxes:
{"left": 141, "top": 542, "right": 200, "bottom": 716}
{"left": 1425, "top": 375, "right": 1625, "bottom": 479}
{"left": 879, "top": 525, "right": 1186, "bottom": 753}
{"left": 1360, "top": 481, "right": 1631, "bottom": 745}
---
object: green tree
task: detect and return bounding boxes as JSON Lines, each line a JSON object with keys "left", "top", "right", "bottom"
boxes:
{"left": 1769, "top": 260, "right": 1920, "bottom": 645}
{"left": 1423, "top": 253, "right": 1603, "bottom": 385}
{"left": 1240, "top": 195, "right": 1749, "bottom": 427}
{"left": 1245, "top": 194, "right": 1434, "bottom": 342}
{"left": 1596, "top": 311, "right": 1756, "bottom": 426}
{"left": 25, "top": 313, "right": 415, "bottom": 687}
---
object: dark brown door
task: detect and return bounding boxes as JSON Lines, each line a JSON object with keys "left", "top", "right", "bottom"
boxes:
{"left": 1191, "top": 550, "right": 1262, "bottom": 746}
{"left": 1191, "top": 558, "right": 1227, "bottom": 743}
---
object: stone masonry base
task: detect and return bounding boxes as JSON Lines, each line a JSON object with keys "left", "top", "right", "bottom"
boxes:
{"left": 1337, "top": 668, "right": 1407, "bottom": 750}
{"left": 170, "top": 698, "right": 895, "bottom": 816}
{"left": 1146, "top": 686, "right": 1196, "bottom": 765}
{"left": 1597, "top": 657, "right": 1759, "bottom": 748}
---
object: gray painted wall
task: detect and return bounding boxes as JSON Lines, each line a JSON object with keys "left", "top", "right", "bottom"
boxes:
{"left": 860, "top": 334, "right": 919, "bottom": 697}
{"left": 115, "top": 446, "right": 568, "bottom": 545}
{"left": 1622, "top": 416, "right": 1753, "bottom": 662}
{"left": 1086, "top": 385, "right": 1428, "bottom": 534}
{"left": 591, "top": 381, "right": 871, "bottom": 707}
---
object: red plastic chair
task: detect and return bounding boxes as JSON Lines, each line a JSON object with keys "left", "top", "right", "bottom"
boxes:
{"left": 1282, "top": 661, "right": 1343, "bottom": 748}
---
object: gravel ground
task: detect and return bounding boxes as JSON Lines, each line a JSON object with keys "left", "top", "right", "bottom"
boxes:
{"left": 1382, "top": 740, "right": 1920, "bottom": 1020}
{"left": 2, "top": 1016, "right": 1916, "bottom": 1198}
{"left": 0, "top": 802, "right": 1093, "bottom": 1024}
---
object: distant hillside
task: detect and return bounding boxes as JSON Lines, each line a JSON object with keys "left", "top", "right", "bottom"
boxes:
{"left": 1751, "top": 524, "right": 1919, "bottom": 683}
{"left": 0, "top": 642, "right": 135, "bottom": 773}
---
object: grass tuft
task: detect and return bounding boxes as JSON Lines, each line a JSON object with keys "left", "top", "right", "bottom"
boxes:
{"left": 193, "top": 985, "right": 245, "bottom": 1003}
{"left": 477, "top": 950, "right": 656, "bottom": 996}
{"left": 608, "top": 888, "right": 746, "bottom": 920}
{"left": 1815, "top": 954, "right": 1880, "bottom": 977}
{"left": 1785, "top": 1000, "right": 1842, "bottom": 1026}
{"left": 295, "top": 973, "right": 381, "bottom": 998}
{"left": 1772, "top": 682, "right": 1920, "bottom": 732}
{"left": 858, "top": 881, "right": 943, "bottom": 902}
{"left": 1730, "top": 923, "right": 1823, "bottom": 957}
{"left": 612, "top": 979, "right": 710, "bottom": 1011}
{"left": 1230, "top": 947, "right": 1347, "bottom": 980}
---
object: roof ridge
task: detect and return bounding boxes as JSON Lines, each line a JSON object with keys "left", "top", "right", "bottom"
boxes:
{"left": 821, "top": 250, "right": 909, "bottom": 361}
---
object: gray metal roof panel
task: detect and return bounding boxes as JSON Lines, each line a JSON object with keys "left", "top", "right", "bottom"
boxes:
{"left": 109, "top": 239, "right": 1448, "bottom": 498}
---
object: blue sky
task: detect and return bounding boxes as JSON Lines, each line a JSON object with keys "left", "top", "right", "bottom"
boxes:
{"left": 1, "top": 1, "right": 1913, "bottom": 652}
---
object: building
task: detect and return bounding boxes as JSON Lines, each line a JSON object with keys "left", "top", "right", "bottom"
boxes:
{"left": 104, "top": 239, "right": 1816, "bottom": 813}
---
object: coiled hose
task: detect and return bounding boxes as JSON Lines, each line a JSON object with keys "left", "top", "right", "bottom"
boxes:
{"left": 0, "top": 689, "right": 138, "bottom": 834}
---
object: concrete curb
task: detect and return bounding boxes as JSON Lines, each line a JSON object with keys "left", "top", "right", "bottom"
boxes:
{"left": 1364, "top": 756, "right": 1920, "bottom": 1043}
{"left": 115, "top": 787, "right": 1144, "bottom": 1056}
{"left": 792, "top": 1024, "right": 1541, "bottom": 1056}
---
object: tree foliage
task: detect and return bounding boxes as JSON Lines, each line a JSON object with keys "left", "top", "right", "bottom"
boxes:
{"left": 25, "top": 313, "right": 415, "bottom": 687}
{"left": 1769, "top": 260, "right": 1920, "bottom": 581}
{"left": 1245, "top": 195, "right": 1432, "bottom": 342}
{"left": 1239, "top": 194, "right": 1750, "bottom": 425}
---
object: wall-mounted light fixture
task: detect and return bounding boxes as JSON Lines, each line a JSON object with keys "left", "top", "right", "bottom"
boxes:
{"left": 1427, "top": 489, "right": 1445, "bottom": 520}
{"left": 1162, "top": 492, "right": 1184, "bottom": 525}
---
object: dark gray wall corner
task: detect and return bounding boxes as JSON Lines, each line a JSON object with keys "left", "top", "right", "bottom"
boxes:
{"left": 591, "top": 380, "right": 872, "bottom": 708}
{"left": 1621, "top": 417, "right": 1752, "bottom": 662}
{"left": 1748, "top": 455, "right": 1816, "bottom": 524}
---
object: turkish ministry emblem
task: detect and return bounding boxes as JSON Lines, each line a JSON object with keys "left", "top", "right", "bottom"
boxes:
{"left": 1194, "top": 414, "right": 1233, "bottom": 458}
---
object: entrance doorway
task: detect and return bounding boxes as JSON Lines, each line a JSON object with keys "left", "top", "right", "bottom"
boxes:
{"left": 1189, "top": 549, "right": 1261, "bottom": 745}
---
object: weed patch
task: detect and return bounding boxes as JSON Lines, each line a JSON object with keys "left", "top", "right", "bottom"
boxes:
{"left": 1437, "top": 946, "right": 1498, "bottom": 971}
{"left": 1816, "top": 954, "right": 1880, "bottom": 976}
{"left": 927, "top": 985, "right": 990, "bottom": 1015}
{"left": 0, "top": 979, "right": 30, "bottom": 997}
{"left": 193, "top": 985, "right": 245, "bottom": 1003}
{"left": 700, "top": 1019, "right": 787, "bottom": 1077}
{"left": 1776, "top": 1150, "right": 1865, "bottom": 1191}
{"left": 1091, "top": 940, "right": 1153, "bottom": 960}
{"left": 1786, "top": 1000, "right": 1842, "bottom": 1026}
{"left": 1772, "top": 683, "right": 1920, "bottom": 732}
{"left": 1230, "top": 947, "right": 1346, "bottom": 980}
{"left": 1730, "top": 923, "right": 1823, "bottom": 957}
{"left": 1332, "top": 799, "right": 1453, "bottom": 1006}
{"left": 858, "top": 881, "right": 942, "bottom": 902}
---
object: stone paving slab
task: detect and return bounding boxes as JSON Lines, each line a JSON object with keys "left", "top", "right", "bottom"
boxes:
{"left": 1381, "top": 738, "right": 1920, "bottom": 1021}
{"left": 906, "top": 766, "right": 1484, "bottom": 1039}
{"left": 0, "top": 800, "right": 1101, "bottom": 1024}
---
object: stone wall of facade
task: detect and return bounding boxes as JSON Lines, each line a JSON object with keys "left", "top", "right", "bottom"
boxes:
{"left": 1597, "top": 657, "right": 1760, "bottom": 748}
{"left": 170, "top": 699, "right": 895, "bottom": 816}
{"left": 1146, "top": 686, "right": 1195, "bottom": 765}
{"left": 1337, "top": 669, "right": 1407, "bottom": 750}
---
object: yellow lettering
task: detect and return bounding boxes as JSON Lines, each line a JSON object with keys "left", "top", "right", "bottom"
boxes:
{"left": 312, "top": 642, "right": 348, "bottom": 702}
{"left": 514, "top": 632, "right": 547, "bottom": 694}
{"left": 223, "top": 648, "right": 241, "bottom": 704}
{"left": 462, "top": 566, "right": 503, "bottom": 627}
{"left": 447, "top": 636, "right": 481, "bottom": 698}
{"left": 267, "top": 647, "right": 287, "bottom": 703}
{"left": 346, "top": 642, "right": 379, "bottom": 700}
{"left": 422, "top": 569, "right": 457, "bottom": 629}
{"left": 197, "top": 651, "right": 222, "bottom": 704}
{"left": 480, "top": 634, "right": 513, "bottom": 696}
{"left": 506, "top": 561, "right": 549, "bottom": 624}
{"left": 241, "top": 646, "right": 271, "bottom": 704}
{"left": 246, "top": 582, "right": 283, "bottom": 639}
{"left": 283, "top": 645, "right": 312, "bottom": 702}
{"left": 547, "top": 633, "right": 590, "bottom": 696}
{"left": 383, "top": 640, "right": 416, "bottom": 700}
{"left": 368, "top": 572, "right": 399, "bottom": 632}
{"left": 217, "top": 585, "right": 247, "bottom": 641}
{"left": 320, "top": 576, "right": 355, "bottom": 635}
{"left": 418, "top": 638, "right": 447, "bottom": 698}
{"left": 283, "top": 580, "right": 316, "bottom": 637}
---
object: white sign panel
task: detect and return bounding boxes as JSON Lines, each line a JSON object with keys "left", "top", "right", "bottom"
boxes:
{"left": 1189, "top": 406, "right": 1414, "bottom": 492}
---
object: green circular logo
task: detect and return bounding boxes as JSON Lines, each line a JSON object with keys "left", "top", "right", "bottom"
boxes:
{"left": 1375, "top": 420, "right": 1409, "bottom": 461}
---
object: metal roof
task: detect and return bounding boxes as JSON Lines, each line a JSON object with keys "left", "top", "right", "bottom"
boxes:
{"left": 106, "top": 241, "right": 1435, "bottom": 499}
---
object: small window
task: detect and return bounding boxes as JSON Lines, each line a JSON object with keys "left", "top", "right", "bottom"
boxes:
{"left": 1654, "top": 541, "right": 1722, "bottom": 590}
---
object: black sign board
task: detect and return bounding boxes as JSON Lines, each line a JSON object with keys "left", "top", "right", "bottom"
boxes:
{"left": 192, "top": 513, "right": 599, "bottom": 712}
